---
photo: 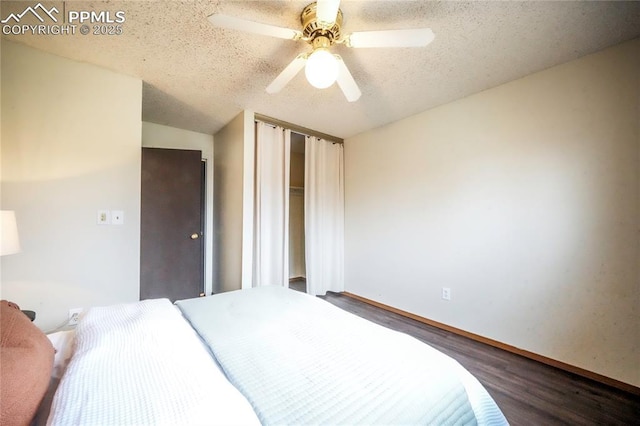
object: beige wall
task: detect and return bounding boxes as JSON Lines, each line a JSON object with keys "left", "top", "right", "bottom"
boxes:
{"left": 141, "top": 122, "right": 214, "bottom": 295}
{"left": 214, "top": 112, "right": 247, "bottom": 293}
{"left": 1, "top": 41, "right": 142, "bottom": 330}
{"left": 344, "top": 39, "right": 639, "bottom": 386}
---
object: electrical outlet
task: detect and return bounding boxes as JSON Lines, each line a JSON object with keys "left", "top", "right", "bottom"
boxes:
{"left": 442, "top": 287, "right": 451, "bottom": 301}
{"left": 68, "top": 308, "right": 83, "bottom": 326}
{"left": 97, "top": 210, "right": 111, "bottom": 225}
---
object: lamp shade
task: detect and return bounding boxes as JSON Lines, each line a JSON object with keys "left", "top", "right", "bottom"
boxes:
{"left": 1, "top": 210, "right": 21, "bottom": 256}
{"left": 305, "top": 49, "right": 338, "bottom": 89}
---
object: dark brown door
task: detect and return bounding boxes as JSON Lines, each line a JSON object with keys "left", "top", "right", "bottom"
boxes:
{"left": 140, "top": 148, "right": 204, "bottom": 301}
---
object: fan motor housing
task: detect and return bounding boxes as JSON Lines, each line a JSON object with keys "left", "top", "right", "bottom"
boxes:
{"left": 301, "top": 2, "right": 343, "bottom": 44}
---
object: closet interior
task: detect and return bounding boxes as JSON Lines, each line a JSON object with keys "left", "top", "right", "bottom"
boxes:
{"left": 288, "top": 132, "right": 306, "bottom": 293}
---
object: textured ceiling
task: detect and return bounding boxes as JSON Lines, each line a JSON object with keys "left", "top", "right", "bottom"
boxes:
{"left": 2, "top": 1, "right": 640, "bottom": 138}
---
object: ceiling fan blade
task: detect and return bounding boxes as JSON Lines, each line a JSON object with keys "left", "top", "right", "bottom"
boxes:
{"left": 208, "top": 14, "right": 302, "bottom": 40}
{"left": 347, "top": 28, "right": 435, "bottom": 48}
{"left": 316, "top": 0, "right": 341, "bottom": 26}
{"left": 266, "top": 54, "right": 307, "bottom": 94}
{"left": 335, "top": 55, "right": 361, "bottom": 102}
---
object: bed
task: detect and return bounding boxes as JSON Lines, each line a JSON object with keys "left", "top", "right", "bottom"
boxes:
{"left": 3, "top": 286, "right": 509, "bottom": 425}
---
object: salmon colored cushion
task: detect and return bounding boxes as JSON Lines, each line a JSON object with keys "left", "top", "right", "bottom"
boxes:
{"left": 1, "top": 300, "right": 54, "bottom": 426}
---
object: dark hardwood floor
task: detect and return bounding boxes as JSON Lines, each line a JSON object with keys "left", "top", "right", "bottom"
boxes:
{"left": 289, "top": 280, "right": 306, "bottom": 293}
{"left": 319, "top": 291, "right": 640, "bottom": 425}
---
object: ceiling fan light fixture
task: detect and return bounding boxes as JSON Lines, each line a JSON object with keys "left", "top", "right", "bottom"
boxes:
{"left": 209, "top": 0, "right": 433, "bottom": 101}
{"left": 305, "top": 48, "right": 338, "bottom": 89}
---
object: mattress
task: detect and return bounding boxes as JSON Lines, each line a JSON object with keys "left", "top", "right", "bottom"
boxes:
{"left": 176, "top": 286, "right": 508, "bottom": 425}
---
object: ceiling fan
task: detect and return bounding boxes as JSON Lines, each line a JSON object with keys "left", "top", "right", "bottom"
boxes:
{"left": 208, "top": 0, "right": 435, "bottom": 102}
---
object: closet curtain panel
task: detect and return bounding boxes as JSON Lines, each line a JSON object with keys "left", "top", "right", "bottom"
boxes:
{"left": 253, "top": 122, "right": 291, "bottom": 287}
{"left": 304, "top": 136, "right": 345, "bottom": 296}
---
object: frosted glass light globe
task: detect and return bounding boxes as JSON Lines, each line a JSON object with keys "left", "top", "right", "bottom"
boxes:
{"left": 305, "top": 49, "right": 338, "bottom": 89}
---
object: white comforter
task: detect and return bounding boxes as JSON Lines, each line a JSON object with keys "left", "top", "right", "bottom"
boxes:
{"left": 47, "top": 299, "right": 260, "bottom": 426}
{"left": 177, "top": 286, "right": 509, "bottom": 425}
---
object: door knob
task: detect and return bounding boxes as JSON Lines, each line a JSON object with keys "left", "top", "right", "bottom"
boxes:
{"left": 190, "top": 233, "right": 199, "bottom": 240}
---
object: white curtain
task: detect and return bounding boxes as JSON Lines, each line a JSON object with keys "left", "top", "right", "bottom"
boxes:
{"left": 304, "top": 136, "right": 345, "bottom": 296}
{"left": 253, "top": 122, "right": 291, "bottom": 287}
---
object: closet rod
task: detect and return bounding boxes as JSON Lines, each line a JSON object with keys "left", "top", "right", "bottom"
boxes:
{"left": 255, "top": 113, "right": 344, "bottom": 144}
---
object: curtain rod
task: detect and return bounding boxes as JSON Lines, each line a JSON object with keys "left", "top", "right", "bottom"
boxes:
{"left": 255, "top": 113, "right": 344, "bottom": 144}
